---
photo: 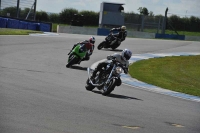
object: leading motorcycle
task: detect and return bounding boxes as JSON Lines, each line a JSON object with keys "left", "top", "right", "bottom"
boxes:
{"left": 85, "top": 59, "right": 125, "bottom": 96}
{"left": 97, "top": 33, "right": 121, "bottom": 50}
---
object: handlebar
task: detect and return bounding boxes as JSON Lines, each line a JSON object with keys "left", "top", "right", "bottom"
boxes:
{"left": 112, "top": 59, "right": 124, "bottom": 67}
{"left": 111, "top": 59, "right": 128, "bottom": 73}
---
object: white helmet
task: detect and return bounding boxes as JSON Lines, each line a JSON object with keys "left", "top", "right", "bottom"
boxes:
{"left": 121, "top": 49, "right": 132, "bottom": 61}
{"left": 89, "top": 36, "right": 95, "bottom": 44}
{"left": 121, "top": 26, "right": 126, "bottom": 31}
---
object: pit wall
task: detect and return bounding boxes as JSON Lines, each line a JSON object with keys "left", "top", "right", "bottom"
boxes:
{"left": 57, "top": 25, "right": 200, "bottom": 41}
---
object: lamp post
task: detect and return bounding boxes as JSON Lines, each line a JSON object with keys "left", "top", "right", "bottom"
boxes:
{"left": 33, "top": 0, "right": 37, "bottom": 20}
{"left": 162, "top": 7, "right": 168, "bottom": 34}
{"left": 17, "top": 0, "right": 20, "bottom": 18}
{"left": 0, "top": 0, "right": 1, "bottom": 11}
{"left": 184, "top": 10, "right": 187, "bottom": 34}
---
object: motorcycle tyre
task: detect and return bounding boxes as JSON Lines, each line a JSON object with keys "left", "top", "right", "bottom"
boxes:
{"left": 97, "top": 41, "right": 105, "bottom": 50}
{"left": 85, "top": 78, "right": 95, "bottom": 91}
{"left": 102, "top": 79, "right": 116, "bottom": 96}
{"left": 66, "top": 55, "right": 77, "bottom": 68}
{"left": 111, "top": 42, "right": 120, "bottom": 50}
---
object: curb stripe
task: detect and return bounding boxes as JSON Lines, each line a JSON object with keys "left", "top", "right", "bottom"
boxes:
{"left": 121, "top": 52, "right": 200, "bottom": 102}
{"left": 90, "top": 52, "right": 200, "bottom": 102}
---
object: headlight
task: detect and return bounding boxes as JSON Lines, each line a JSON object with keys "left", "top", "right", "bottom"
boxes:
{"left": 115, "top": 67, "right": 123, "bottom": 74}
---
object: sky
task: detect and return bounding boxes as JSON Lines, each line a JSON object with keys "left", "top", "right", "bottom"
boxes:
{"left": 35, "top": 0, "right": 200, "bottom": 17}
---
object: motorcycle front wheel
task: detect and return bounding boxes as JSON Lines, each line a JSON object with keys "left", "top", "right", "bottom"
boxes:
{"left": 85, "top": 78, "right": 95, "bottom": 91}
{"left": 97, "top": 41, "right": 105, "bottom": 50}
{"left": 101, "top": 79, "right": 116, "bottom": 96}
{"left": 66, "top": 55, "right": 78, "bottom": 68}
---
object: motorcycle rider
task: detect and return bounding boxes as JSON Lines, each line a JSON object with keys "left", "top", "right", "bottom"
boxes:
{"left": 90, "top": 49, "right": 132, "bottom": 85}
{"left": 68, "top": 36, "right": 95, "bottom": 61}
{"left": 109, "top": 25, "right": 127, "bottom": 44}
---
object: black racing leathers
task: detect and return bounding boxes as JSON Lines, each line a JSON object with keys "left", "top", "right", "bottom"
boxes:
{"left": 110, "top": 27, "right": 127, "bottom": 42}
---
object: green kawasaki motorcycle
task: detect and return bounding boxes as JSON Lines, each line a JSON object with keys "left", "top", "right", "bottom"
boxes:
{"left": 66, "top": 44, "right": 87, "bottom": 68}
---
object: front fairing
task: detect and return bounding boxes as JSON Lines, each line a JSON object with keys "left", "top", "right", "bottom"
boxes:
{"left": 71, "top": 44, "right": 87, "bottom": 59}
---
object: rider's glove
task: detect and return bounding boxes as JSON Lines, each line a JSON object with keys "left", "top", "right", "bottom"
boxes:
{"left": 88, "top": 51, "right": 92, "bottom": 56}
{"left": 107, "top": 55, "right": 113, "bottom": 60}
{"left": 124, "top": 68, "right": 128, "bottom": 74}
{"left": 110, "top": 28, "right": 115, "bottom": 32}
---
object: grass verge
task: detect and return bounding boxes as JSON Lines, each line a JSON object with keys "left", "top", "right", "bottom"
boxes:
{"left": 0, "top": 28, "right": 42, "bottom": 35}
{"left": 129, "top": 55, "right": 200, "bottom": 97}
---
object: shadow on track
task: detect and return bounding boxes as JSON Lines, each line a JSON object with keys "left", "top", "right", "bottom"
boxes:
{"left": 99, "top": 48, "right": 123, "bottom": 52}
{"left": 92, "top": 90, "right": 142, "bottom": 101}
{"left": 70, "top": 66, "right": 87, "bottom": 71}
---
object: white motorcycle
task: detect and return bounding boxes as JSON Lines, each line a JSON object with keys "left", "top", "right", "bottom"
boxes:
{"left": 85, "top": 59, "right": 126, "bottom": 96}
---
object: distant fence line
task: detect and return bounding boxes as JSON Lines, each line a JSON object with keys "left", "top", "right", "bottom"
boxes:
{"left": 0, "top": 1, "right": 199, "bottom": 33}
{"left": 124, "top": 14, "right": 164, "bottom": 33}
{"left": 0, "top": 0, "right": 37, "bottom": 20}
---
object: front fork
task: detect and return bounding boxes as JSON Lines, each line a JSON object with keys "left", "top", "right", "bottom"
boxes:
{"left": 105, "top": 64, "right": 116, "bottom": 84}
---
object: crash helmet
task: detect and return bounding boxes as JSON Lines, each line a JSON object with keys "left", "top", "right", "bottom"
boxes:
{"left": 89, "top": 36, "right": 95, "bottom": 44}
{"left": 121, "top": 25, "right": 126, "bottom": 31}
{"left": 121, "top": 49, "right": 132, "bottom": 61}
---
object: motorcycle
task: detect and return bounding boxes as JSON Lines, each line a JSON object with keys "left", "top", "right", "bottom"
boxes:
{"left": 66, "top": 44, "right": 87, "bottom": 68}
{"left": 97, "top": 33, "right": 121, "bottom": 50}
{"left": 85, "top": 59, "right": 125, "bottom": 96}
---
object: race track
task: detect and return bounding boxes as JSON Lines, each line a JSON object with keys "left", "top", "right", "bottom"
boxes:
{"left": 0, "top": 34, "right": 200, "bottom": 133}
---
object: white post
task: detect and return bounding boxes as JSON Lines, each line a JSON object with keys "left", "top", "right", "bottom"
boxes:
{"left": 57, "top": 25, "right": 59, "bottom": 33}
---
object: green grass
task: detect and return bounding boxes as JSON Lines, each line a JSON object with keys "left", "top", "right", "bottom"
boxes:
{"left": 129, "top": 55, "right": 200, "bottom": 96}
{"left": 0, "top": 28, "right": 42, "bottom": 35}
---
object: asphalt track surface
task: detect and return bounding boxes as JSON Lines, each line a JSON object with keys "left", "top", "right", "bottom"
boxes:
{"left": 0, "top": 34, "right": 200, "bottom": 133}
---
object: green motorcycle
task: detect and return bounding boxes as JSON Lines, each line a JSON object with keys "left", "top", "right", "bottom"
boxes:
{"left": 66, "top": 44, "right": 87, "bottom": 68}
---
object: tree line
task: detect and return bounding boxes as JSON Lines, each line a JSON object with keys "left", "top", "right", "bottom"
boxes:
{"left": 0, "top": 6, "right": 200, "bottom": 32}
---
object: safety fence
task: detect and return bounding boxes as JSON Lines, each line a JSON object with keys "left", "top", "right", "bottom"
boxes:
{"left": 0, "top": 16, "right": 52, "bottom": 32}
{"left": 0, "top": 0, "right": 36, "bottom": 20}
{"left": 124, "top": 14, "right": 164, "bottom": 34}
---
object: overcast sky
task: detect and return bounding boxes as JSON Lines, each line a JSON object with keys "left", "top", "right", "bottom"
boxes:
{"left": 33, "top": 0, "right": 200, "bottom": 17}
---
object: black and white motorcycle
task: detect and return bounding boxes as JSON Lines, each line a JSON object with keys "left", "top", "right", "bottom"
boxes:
{"left": 85, "top": 59, "right": 126, "bottom": 96}
{"left": 97, "top": 33, "right": 121, "bottom": 50}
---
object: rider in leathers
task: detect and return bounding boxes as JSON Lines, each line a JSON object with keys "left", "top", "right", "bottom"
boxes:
{"left": 91, "top": 49, "right": 132, "bottom": 86}
{"left": 68, "top": 36, "right": 95, "bottom": 61}
{"left": 109, "top": 26, "right": 127, "bottom": 43}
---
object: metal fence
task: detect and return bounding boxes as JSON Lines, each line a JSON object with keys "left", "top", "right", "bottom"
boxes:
{"left": 0, "top": 0, "right": 37, "bottom": 20}
{"left": 124, "top": 13, "right": 165, "bottom": 33}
